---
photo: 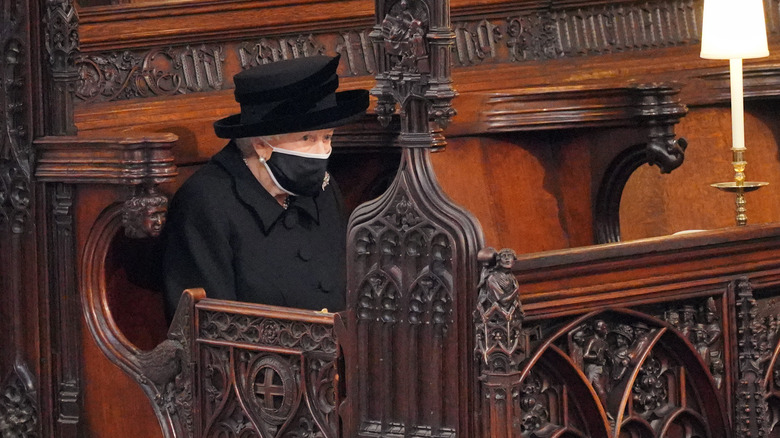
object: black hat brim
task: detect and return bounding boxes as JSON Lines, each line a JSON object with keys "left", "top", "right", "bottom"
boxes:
{"left": 213, "top": 89, "right": 369, "bottom": 138}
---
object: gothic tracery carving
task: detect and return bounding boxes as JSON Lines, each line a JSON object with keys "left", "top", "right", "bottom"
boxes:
{"left": 0, "top": 365, "right": 39, "bottom": 437}
{"left": 198, "top": 341, "right": 336, "bottom": 438}
{"left": 43, "top": 0, "right": 79, "bottom": 70}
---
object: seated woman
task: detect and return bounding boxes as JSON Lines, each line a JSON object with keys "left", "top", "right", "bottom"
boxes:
{"left": 161, "top": 55, "right": 369, "bottom": 318}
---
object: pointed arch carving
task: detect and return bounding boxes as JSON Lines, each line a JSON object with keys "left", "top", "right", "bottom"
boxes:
{"left": 344, "top": 147, "right": 483, "bottom": 437}
{"left": 479, "top": 308, "right": 729, "bottom": 438}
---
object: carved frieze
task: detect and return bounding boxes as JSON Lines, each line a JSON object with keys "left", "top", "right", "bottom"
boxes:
{"left": 0, "top": 365, "right": 39, "bottom": 437}
{"left": 238, "top": 35, "right": 325, "bottom": 68}
{"left": 453, "top": 19, "right": 502, "bottom": 66}
{"left": 74, "top": 0, "right": 711, "bottom": 105}
{"left": 500, "top": 1, "right": 700, "bottom": 63}
{"left": 199, "top": 311, "right": 337, "bottom": 354}
{"left": 75, "top": 45, "right": 226, "bottom": 102}
{"left": 495, "top": 310, "right": 728, "bottom": 436}
{"left": 336, "top": 30, "right": 377, "bottom": 76}
{"left": 563, "top": 318, "right": 663, "bottom": 412}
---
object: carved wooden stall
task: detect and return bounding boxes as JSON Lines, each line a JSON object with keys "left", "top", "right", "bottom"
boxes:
{"left": 473, "top": 225, "right": 780, "bottom": 438}
{"left": 5, "top": 0, "right": 780, "bottom": 437}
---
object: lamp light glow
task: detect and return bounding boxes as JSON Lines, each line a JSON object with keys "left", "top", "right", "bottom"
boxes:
{"left": 701, "top": 0, "right": 769, "bottom": 60}
{"left": 700, "top": 0, "right": 769, "bottom": 151}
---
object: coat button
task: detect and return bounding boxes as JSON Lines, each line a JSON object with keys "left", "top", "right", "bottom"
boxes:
{"left": 318, "top": 278, "right": 334, "bottom": 293}
{"left": 284, "top": 210, "right": 298, "bottom": 229}
{"left": 297, "top": 246, "right": 312, "bottom": 261}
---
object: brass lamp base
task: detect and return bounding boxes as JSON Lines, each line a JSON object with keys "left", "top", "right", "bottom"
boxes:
{"left": 711, "top": 181, "right": 769, "bottom": 192}
{"left": 711, "top": 181, "right": 768, "bottom": 226}
{"left": 710, "top": 148, "right": 768, "bottom": 227}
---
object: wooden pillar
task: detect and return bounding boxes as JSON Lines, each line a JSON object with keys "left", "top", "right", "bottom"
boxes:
{"left": 343, "top": 0, "right": 484, "bottom": 436}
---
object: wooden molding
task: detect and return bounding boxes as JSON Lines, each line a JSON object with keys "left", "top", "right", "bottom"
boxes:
{"left": 34, "top": 133, "right": 178, "bottom": 185}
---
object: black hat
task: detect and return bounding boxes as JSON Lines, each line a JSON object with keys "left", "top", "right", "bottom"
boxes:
{"left": 214, "top": 55, "right": 369, "bottom": 138}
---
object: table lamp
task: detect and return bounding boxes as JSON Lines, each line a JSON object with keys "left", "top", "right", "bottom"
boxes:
{"left": 701, "top": 0, "right": 770, "bottom": 226}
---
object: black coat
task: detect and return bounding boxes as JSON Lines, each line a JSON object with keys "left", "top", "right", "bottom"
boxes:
{"left": 161, "top": 141, "right": 347, "bottom": 317}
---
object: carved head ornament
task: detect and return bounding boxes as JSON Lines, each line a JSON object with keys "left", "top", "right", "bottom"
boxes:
{"left": 123, "top": 191, "right": 169, "bottom": 238}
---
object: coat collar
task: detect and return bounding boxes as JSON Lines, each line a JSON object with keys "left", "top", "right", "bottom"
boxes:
{"left": 212, "top": 141, "right": 321, "bottom": 232}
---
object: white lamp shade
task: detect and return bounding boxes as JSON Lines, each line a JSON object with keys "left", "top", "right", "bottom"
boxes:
{"left": 701, "top": 0, "right": 770, "bottom": 59}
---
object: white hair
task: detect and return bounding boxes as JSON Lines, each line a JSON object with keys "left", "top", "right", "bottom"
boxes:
{"left": 235, "top": 134, "right": 283, "bottom": 157}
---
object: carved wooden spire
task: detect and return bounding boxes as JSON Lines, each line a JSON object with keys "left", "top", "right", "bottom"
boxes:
{"left": 343, "top": 0, "right": 483, "bottom": 436}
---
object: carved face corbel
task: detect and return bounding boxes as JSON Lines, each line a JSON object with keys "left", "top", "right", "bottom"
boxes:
{"left": 122, "top": 187, "right": 168, "bottom": 238}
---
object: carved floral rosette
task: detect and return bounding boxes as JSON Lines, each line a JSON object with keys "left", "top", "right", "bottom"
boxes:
{"left": 196, "top": 309, "right": 338, "bottom": 438}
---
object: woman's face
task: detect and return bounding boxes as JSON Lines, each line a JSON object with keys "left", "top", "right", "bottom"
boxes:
{"left": 267, "top": 128, "right": 334, "bottom": 155}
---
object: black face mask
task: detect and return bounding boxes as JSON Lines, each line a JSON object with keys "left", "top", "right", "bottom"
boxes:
{"left": 262, "top": 146, "right": 331, "bottom": 197}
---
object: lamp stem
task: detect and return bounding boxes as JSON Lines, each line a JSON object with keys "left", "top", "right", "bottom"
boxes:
{"left": 729, "top": 58, "right": 746, "bottom": 151}
{"left": 731, "top": 59, "right": 748, "bottom": 225}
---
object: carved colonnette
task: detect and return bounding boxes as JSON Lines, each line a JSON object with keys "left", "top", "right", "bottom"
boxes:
{"left": 1, "top": 0, "right": 41, "bottom": 433}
